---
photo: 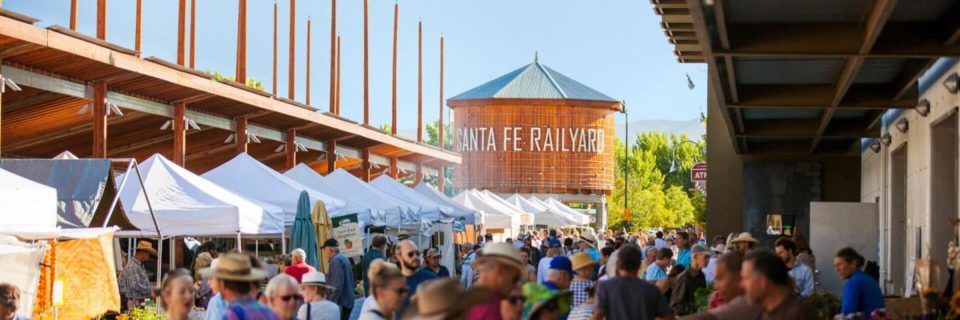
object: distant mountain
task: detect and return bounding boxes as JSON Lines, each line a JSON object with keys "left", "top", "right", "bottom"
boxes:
{"left": 615, "top": 118, "right": 705, "bottom": 141}
{"left": 393, "top": 118, "right": 706, "bottom": 144}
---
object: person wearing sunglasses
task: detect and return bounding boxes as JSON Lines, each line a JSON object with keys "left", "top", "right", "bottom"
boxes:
{"left": 396, "top": 239, "right": 437, "bottom": 316}
{"left": 466, "top": 243, "right": 526, "bottom": 320}
{"left": 424, "top": 247, "right": 451, "bottom": 278}
{"left": 297, "top": 272, "right": 340, "bottom": 320}
{"left": 266, "top": 274, "right": 302, "bottom": 320}
{"left": 359, "top": 260, "right": 408, "bottom": 320}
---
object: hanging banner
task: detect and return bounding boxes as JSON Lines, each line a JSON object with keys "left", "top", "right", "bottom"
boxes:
{"left": 332, "top": 214, "right": 362, "bottom": 258}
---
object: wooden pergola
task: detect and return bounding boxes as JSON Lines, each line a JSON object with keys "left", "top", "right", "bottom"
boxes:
{"left": 654, "top": 0, "right": 960, "bottom": 154}
{"left": 0, "top": 8, "right": 458, "bottom": 181}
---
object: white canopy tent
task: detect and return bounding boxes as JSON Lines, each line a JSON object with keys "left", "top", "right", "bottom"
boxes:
{"left": 507, "top": 194, "right": 579, "bottom": 227}
{"left": 321, "top": 169, "right": 421, "bottom": 229}
{"left": 453, "top": 190, "right": 519, "bottom": 237}
{"left": 52, "top": 150, "right": 79, "bottom": 159}
{"left": 118, "top": 154, "right": 284, "bottom": 236}
{"left": 0, "top": 168, "right": 58, "bottom": 235}
{"left": 369, "top": 176, "right": 455, "bottom": 223}
{"left": 203, "top": 153, "right": 346, "bottom": 228}
{"left": 479, "top": 190, "right": 534, "bottom": 225}
{"left": 284, "top": 164, "right": 385, "bottom": 227}
{"left": 413, "top": 183, "right": 480, "bottom": 225}
{"left": 542, "top": 197, "right": 591, "bottom": 225}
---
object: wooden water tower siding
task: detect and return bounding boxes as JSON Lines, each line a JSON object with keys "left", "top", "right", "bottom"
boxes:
{"left": 450, "top": 98, "right": 618, "bottom": 195}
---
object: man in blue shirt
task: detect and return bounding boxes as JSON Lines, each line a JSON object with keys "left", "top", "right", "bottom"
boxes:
{"left": 396, "top": 239, "right": 437, "bottom": 315}
{"left": 323, "top": 238, "right": 356, "bottom": 320}
{"left": 645, "top": 247, "right": 673, "bottom": 282}
{"left": 775, "top": 238, "right": 814, "bottom": 297}
{"left": 577, "top": 238, "right": 601, "bottom": 261}
{"left": 835, "top": 247, "right": 884, "bottom": 316}
{"left": 361, "top": 234, "right": 387, "bottom": 296}
{"left": 675, "top": 231, "right": 692, "bottom": 268}
{"left": 544, "top": 256, "right": 574, "bottom": 291}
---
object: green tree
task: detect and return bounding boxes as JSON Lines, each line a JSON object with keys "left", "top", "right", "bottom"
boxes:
{"left": 207, "top": 70, "right": 264, "bottom": 91}
{"left": 425, "top": 120, "right": 453, "bottom": 151}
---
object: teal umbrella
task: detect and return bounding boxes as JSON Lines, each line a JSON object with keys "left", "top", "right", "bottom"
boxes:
{"left": 291, "top": 191, "right": 320, "bottom": 269}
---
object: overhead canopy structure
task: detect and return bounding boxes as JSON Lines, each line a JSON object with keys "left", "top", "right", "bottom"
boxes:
{"left": 413, "top": 183, "right": 480, "bottom": 225}
{"left": 321, "top": 169, "right": 420, "bottom": 228}
{"left": 284, "top": 164, "right": 383, "bottom": 226}
{"left": 506, "top": 194, "right": 579, "bottom": 227}
{"left": 369, "top": 176, "right": 455, "bottom": 223}
{"left": 541, "top": 197, "right": 590, "bottom": 225}
{"left": 0, "top": 159, "right": 135, "bottom": 229}
{"left": 479, "top": 190, "right": 534, "bottom": 225}
{"left": 452, "top": 191, "right": 517, "bottom": 234}
{"left": 119, "top": 154, "right": 284, "bottom": 236}
{"left": 0, "top": 168, "right": 58, "bottom": 235}
{"left": 203, "top": 153, "right": 346, "bottom": 227}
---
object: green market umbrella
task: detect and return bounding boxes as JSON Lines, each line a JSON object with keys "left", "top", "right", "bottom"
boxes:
{"left": 291, "top": 191, "right": 320, "bottom": 269}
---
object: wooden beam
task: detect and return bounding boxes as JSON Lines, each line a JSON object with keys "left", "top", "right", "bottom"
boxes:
{"left": 414, "top": 162, "right": 423, "bottom": 184}
{"left": 70, "top": 0, "right": 78, "bottom": 30}
{"left": 389, "top": 156, "right": 398, "bottom": 178}
{"left": 329, "top": 0, "right": 336, "bottom": 113}
{"left": 417, "top": 20, "right": 423, "bottom": 142}
{"left": 362, "top": 0, "right": 369, "bottom": 124}
{"left": 336, "top": 36, "right": 341, "bottom": 114}
{"left": 1, "top": 92, "right": 66, "bottom": 113}
{"left": 288, "top": 0, "right": 296, "bottom": 100}
{"left": 272, "top": 1, "right": 278, "bottom": 96}
{"left": 360, "top": 148, "right": 371, "bottom": 181}
{"left": 92, "top": 81, "right": 107, "bottom": 157}
{"left": 286, "top": 128, "right": 296, "bottom": 170}
{"left": 135, "top": 0, "right": 142, "bottom": 54}
{"left": 177, "top": 0, "right": 186, "bottom": 66}
{"left": 96, "top": 0, "right": 107, "bottom": 40}
{"left": 4, "top": 111, "right": 151, "bottom": 152}
{"left": 189, "top": 0, "right": 195, "bottom": 68}
{"left": 439, "top": 35, "right": 444, "bottom": 150}
{"left": 236, "top": 0, "right": 247, "bottom": 84}
{"left": 236, "top": 115, "right": 248, "bottom": 154}
{"left": 739, "top": 118, "right": 877, "bottom": 139}
{"left": 186, "top": 143, "right": 234, "bottom": 162}
{"left": 391, "top": 2, "right": 398, "bottom": 135}
{"left": 325, "top": 140, "right": 337, "bottom": 174}
{"left": 305, "top": 18, "right": 311, "bottom": 105}
{"left": 732, "top": 84, "right": 915, "bottom": 110}
{"left": 173, "top": 102, "right": 186, "bottom": 165}
{"left": 437, "top": 165, "right": 445, "bottom": 190}
{"left": 686, "top": 0, "right": 740, "bottom": 153}
{"left": 811, "top": 0, "right": 898, "bottom": 153}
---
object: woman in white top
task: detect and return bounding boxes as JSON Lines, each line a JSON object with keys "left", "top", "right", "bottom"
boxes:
{"left": 297, "top": 272, "right": 341, "bottom": 320}
{"left": 358, "top": 260, "right": 407, "bottom": 320}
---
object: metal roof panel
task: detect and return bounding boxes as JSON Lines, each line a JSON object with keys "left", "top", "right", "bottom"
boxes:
{"left": 449, "top": 60, "right": 617, "bottom": 102}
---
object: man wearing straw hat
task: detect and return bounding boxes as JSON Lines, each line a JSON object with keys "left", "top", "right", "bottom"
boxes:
{"left": 200, "top": 253, "right": 277, "bottom": 319}
{"left": 729, "top": 232, "right": 759, "bottom": 255}
{"left": 466, "top": 242, "right": 527, "bottom": 319}
{"left": 119, "top": 240, "right": 157, "bottom": 308}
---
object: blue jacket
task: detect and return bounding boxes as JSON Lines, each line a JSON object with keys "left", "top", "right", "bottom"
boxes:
{"left": 361, "top": 249, "right": 385, "bottom": 295}
{"left": 327, "top": 253, "right": 356, "bottom": 309}
{"left": 841, "top": 270, "right": 885, "bottom": 316}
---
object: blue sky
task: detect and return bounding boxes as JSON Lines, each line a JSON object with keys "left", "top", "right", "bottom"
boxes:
{"left": 7, "top": 0, "right": 707, "bottom": 134}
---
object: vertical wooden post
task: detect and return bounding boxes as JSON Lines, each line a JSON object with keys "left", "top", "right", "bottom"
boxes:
{"left": 236, "top": 0, "right": 247, "bottom": 84}
{"left": 360, "top": 149, "right": 371, "bottom": 182}
{"left": 70, "top": 0, "right": 79, "bottom": 30}
{"left": 92, "top": 82, "right": 108, "bottom": 158}
{"left": 96, "top": 0, "right": 107, "bottom": 40}
{"left": 288, "top": 0, "right": 296, "bottom": 100}
{"left": 236, "top": 116, "right": 248, "bottom": 154}
{"left": 325, "top": 140, "right": 337, "bottom": 174}
{"left": 306, "top": 18, "right": 311, "bottom": 105}
{"left": 437, "top": 166, "right": 445, "bottom": 190}
{"left": 389, "top": 157, "right": 399, "bottom": 179}
{"left": 391, "top": 2, "right": 398, "bottom": 135}
{"left": 417, "top": 21, "right": 423, "bottom": 142}
{"left": 362, "top": 0, "right": 369, "bottom": 124}
{"left": 285, "top": 129, "right": 297, "bottom": 170}
{"left": 328, "top": 0, "right": 337, "bottom": 113}
{"left": 134, "top": 0, "right": 142, "bottom": 54}
{"left": 335, "top": 36, "right": 341, "bottom": 114}
{"left": 0, "top": 60, "right": 3, "bottom": 158}
{"left": 415, "top": 162, "right": 423, "bottom": 185}
{"left": 272, "top": 1, "right": 278, "bottom": 96}
{"left": 439, "top": 35, "right": 445, "bottom": 150}
{"left": 173, "top": 103, "right": 186, "bottom": 166}
{"left": 190, "top": 0, "right": 196, "bottom": 68}
{"left": 177, "top": 0, "right": 186, "bottom": 66}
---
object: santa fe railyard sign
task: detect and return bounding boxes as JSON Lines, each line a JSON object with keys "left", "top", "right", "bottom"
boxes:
{"left": 456, "top": 127, "right": 607, "bottom": 153}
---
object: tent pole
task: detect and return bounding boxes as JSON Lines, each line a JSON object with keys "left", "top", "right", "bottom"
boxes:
{"left": 237, "top": 233, "right": 242, "bottom": 253}
{"left": 132, "top": 159, "right": 162, "bottom": 239}
{"left": 169, "top": 237, "right": 175, "bottom": 270}
{"left": 282, "top": 228, "right": 286, "bottom": 254}
{"left": 255, "top": 239, "right": 259, "bottom": 257}
{"left": 103, "top": 160, "right": 134, "bottom": 227}
{"left": 157, "top": 238, "right": 163, "bottom": 285}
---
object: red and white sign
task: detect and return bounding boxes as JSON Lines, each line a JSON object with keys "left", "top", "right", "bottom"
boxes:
{"left": 691, "top": 162, "right": 707, "bottom": 182}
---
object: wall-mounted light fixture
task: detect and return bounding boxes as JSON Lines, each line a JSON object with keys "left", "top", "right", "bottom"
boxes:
{"left": 944, "top": 72, "right": 959, "bottom": 94}
{"left": 916, "top": 99, "right": 930, "bottom": 117}
{"left": 880, "top": 133, "right": 892, "bottom": 146}
{"left": 869, "top": 139, "right": 881, "bottom": 153}
{"left": 895, "top": 117, "right": 909, "bottom": 133}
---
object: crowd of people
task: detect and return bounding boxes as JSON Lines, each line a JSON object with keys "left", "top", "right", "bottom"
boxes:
{"left": 0, "top": 227, "right": 889, "bottom": 320}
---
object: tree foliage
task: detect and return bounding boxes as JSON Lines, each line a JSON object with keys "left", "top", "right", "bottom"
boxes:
{"left": 425, "top": 120, "right": 454, "bottom": 151}
{"left": 608, "top": 132, "right": 706, "bottom": 231}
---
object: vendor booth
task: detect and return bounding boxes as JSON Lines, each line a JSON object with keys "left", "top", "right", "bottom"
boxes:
{"left": 507, "top": 194, "right": 579, "bottom": 227}
{"left": 453, "top": 190, "right": 519, "bottom": 238}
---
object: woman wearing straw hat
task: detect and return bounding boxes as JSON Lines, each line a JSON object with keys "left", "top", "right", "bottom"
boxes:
{"left": 297, "top": 272, "right": 340, "bottom": 320}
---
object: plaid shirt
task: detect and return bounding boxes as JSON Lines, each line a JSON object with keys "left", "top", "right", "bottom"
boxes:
{"left": 119, "top": 259, "right": 150, "bottom": 300}
{"left": 223, "top": 297, "right": 279, "bottom": 320}
{"left": 570, "top": 280, "right": 594, "bottom": 309}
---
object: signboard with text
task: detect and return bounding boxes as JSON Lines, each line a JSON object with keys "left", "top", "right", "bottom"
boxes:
{"left": 691, "top": 162, "right": 707, "bottom": 182}
{"left": 331, "top": 214, "right": 362, "bottom": 258}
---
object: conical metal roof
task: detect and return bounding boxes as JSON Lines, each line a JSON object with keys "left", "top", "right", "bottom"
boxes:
{"left": 449, "top": 58, "right": 617, "bottom": 102}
